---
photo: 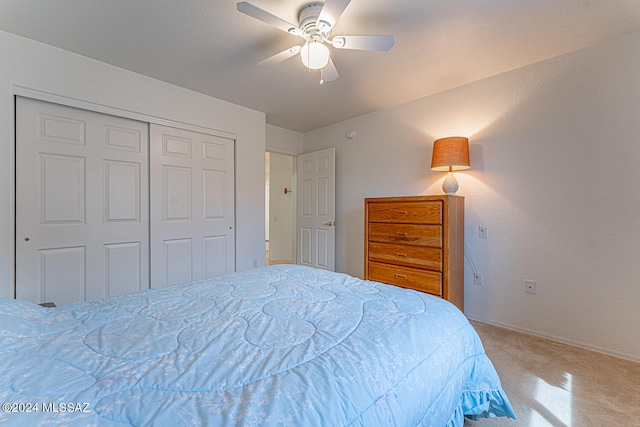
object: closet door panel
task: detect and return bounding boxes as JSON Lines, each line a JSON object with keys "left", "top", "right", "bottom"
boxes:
{"left": 164, "top": 238, "right": 193, "bottom": 286}
{"left": 150, "top": 124, "right": 235, "bottom": 288}
{"left": 16, "top": 97, "right": 149, "bottom": 305}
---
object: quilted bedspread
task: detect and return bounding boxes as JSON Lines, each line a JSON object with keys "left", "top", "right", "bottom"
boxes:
{"left": 0, "top": 265, "right": 515, "bottom": 426}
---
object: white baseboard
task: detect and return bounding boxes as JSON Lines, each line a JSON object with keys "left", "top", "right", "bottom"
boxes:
{"left": 466, "top": 315, "right": 640, "bottom": 364}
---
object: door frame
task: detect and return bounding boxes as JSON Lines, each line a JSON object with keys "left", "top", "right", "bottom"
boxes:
{"left": 265, "top": 151, "right": 297, "bottom": 265}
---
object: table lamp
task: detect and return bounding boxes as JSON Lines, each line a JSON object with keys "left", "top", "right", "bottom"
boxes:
{"left": 430, "top": 137, "right": 470, "bottom": 195}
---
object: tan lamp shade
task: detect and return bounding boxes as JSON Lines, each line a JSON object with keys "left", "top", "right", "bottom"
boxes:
{"left": 430, "top": 137, "right": 470, "bottom": 171}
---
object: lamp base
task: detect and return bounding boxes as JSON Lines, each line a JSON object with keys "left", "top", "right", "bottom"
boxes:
{"left": 442, "top": 171, "right": 459, "bottom": 195}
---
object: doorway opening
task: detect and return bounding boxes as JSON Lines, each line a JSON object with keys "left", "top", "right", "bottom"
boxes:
{"left": 265, "top": 152, "right": 296, "bottom": 265}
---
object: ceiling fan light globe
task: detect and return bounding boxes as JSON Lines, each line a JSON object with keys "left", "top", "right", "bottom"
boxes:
{"left": 300, "top": 41, "right": 330, "bottom": 69}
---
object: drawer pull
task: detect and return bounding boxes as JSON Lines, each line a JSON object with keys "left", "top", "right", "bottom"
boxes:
{"left": 396, "top": 232, "right": 408, "bottom": 237}
{"left": 394, "top": 211, "right": 408, "bottom": 215}
{"left": 394, "top": 274, "right": 407, "bottom": 280}
{"left": 396, "top": 253, "right": 407, "bottom": 258}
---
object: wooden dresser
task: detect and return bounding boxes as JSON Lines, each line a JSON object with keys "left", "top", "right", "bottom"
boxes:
{"left": 364, "top": 195, "right": 464, "bottom": 312}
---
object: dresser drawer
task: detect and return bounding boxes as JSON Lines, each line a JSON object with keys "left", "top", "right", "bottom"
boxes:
{"left": 368, "top": 242, "right": 442, "bottom": 271}
{"left": 368, "top": 262, "right": 442, "bottom": 296}
{"left": 367, "top": 201, "right": 442, "bottom": 224}
{"left": 367, "top": 223, "right": 442, "bottom": 247}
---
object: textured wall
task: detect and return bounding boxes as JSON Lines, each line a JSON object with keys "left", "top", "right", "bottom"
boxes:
{"left": 303, "top": 32, "right": 640, "bottom": 362}
{"left": 266, "top": 124, "right": 303, "bottom": 155}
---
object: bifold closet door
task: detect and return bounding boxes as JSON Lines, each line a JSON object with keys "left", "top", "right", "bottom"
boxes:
{"left": 15, "top": 97, "right": 149, "bottom": 305}
{"left": 150, "top": 124, "right": 235, "bottom": 288}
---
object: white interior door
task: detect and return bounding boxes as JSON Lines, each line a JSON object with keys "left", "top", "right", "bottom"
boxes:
{"left": 150, "top": 124, "right": 235, "bottom": 287}
{"left": 296, "top": 147, "right": 335, "bottom": 271}
{"left": 15, "top": 97, "right": 149, "bottom": 305}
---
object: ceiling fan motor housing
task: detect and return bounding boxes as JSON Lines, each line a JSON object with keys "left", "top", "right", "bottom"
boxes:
{"left": 299, "top": 3, "right": 330, "bottom": 41}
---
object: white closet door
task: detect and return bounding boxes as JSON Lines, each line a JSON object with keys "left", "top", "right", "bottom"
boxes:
{"left": 15, "top": 97, "right": 149, "bottom": 305}
{"left": 150, "top": 124, "right": 235, "bottom": 288}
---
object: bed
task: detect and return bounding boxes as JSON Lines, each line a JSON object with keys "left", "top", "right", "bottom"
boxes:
{"left": 0, "top": 264, "right": 515, "bottom": 426}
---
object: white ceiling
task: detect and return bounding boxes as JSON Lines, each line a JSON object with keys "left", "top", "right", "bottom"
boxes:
{"left": 1, "top": 0, "right": 639, "bottom": 133}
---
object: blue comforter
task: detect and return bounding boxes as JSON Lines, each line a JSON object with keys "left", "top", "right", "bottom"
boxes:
{"left": 0, "top": 265, "right": 515, "bottom": 426}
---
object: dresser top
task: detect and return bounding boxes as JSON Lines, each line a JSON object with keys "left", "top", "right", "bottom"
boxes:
{"left": 365, "top": 195, "right": 464, "bottom": 203}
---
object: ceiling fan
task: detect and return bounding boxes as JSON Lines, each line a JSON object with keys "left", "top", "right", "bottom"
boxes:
{"left": 237, "top": 0, "right": 394, "bottom": 83}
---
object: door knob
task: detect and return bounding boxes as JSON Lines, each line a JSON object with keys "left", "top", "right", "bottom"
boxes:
{"left": 323, "top": 221, "right": 334, "bottom": 226}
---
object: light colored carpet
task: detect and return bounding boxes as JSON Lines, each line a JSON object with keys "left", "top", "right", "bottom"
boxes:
{"left": 466, "top": 321, "right": 640, "bottom": 426}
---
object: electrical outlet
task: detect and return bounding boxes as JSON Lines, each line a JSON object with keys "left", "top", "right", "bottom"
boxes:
{"left": 474, "top": 273, "right": 484, "bottom": 285}
{"left": 525, "top": 280, "right": 536, "bottom": 294}
{"left": 479, "top": 226, "right": 488, "bottom": 239}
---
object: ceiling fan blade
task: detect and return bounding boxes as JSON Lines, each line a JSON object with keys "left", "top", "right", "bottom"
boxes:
{"left": 332, "top": 35, "right": 395, "bottom": 51}
{"left": 237, "top": 2, "right": 301, "bottom": 35}
{"left": 317, "top": 0, "right": 351, "bottom": 30}
{"left": 258, "top": 46, "right": 301, "bottom": 67}
{"left": 320, "top": 58, "right": 339, "bottom": 83}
